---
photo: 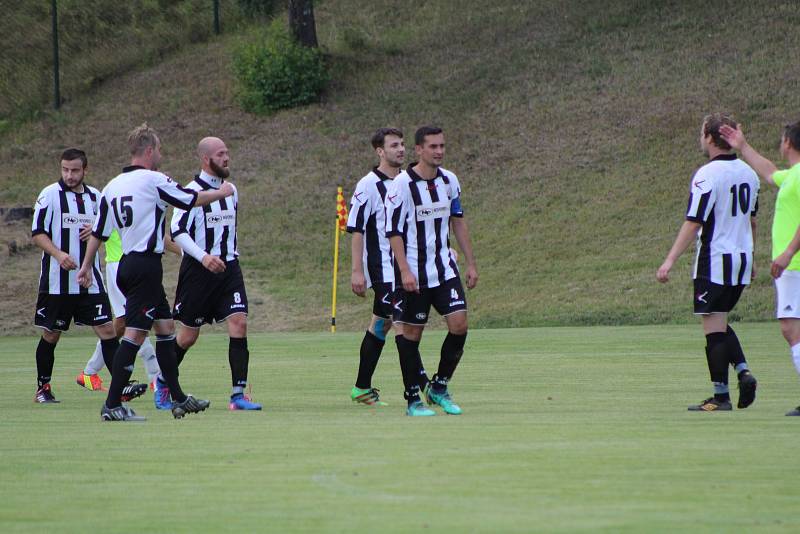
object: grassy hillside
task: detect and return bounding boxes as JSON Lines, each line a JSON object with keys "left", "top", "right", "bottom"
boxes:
{"left": 2, "top": 0, "right": 800, "bottom": 334}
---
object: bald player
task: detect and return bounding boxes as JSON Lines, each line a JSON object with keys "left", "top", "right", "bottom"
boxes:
{"left": 154, "top": 136, "right": 261, "bottom": 411}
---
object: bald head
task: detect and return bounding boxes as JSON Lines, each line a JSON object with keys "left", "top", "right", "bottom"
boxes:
{"left": 198, "top": 136, "right": 230, "bottom": 179}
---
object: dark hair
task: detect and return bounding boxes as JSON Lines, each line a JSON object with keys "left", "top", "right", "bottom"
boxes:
{"left": 61, "top": 148, "right": 88, "bottom": 168}
{"left": 703, "top": 113, "right": 737, "bottom": 150}
{"left": 783, "top": 121, "right": 800, "bottom": 151}
{"left": 415, "top": 125, "right": 443, "bottom": 146}
{"left": 371, "top": 127, "right": 403, "bottom": 149}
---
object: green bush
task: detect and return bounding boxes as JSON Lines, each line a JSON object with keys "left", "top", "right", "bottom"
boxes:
{"left": 232, "top": 20, "right": 328, "bottom": 114}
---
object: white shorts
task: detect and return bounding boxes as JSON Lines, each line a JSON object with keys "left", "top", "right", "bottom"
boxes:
{"left": 105, "top": 261, "right": 126, "bottom": 318}
{"left": 775, "top": 270, "right": 800, "bottom": 319}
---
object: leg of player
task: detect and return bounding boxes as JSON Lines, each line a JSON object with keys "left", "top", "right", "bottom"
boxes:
{"left": 351, "top": 315, "right": 392, "bottom": 406}
{"left": 689, "top": 313, "right": 733, "bottom": 412}
{"left": 152, "top": 319, "right": 210, "bottom": 419}
{"left": 35, "top": 329, "right": 61, "bottom": 403}
{"left": 396, "top": 325, "right": 434, "bottom": 416}
{"left": 93, "top": 321, "right": 148, "bottom": 403}
{"left": 227, "top": 313, "right": 261, "bottom": 411}
{"left": 137, "top": 336, "right": 161, "bottom": 386}
{"left": 153, "top": 324, "right": 198, "bottom": 410}
{"left": 780, "top": 318, "right": 800, "bottom": 416}
{"left": 100, "top": 327, "right": 147, "bottom": 422}
{"left": 77, "top": 339, "right": 106, "bottom": 391}
{"left": 725, "top": 325, "right": 757, "bottom": 409}
{"left": 426, "top": 311, "right": 467, "bottom": 416}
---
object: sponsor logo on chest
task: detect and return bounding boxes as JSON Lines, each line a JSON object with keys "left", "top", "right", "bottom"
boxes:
{"left": 61, "top": 213, "right": 95, "bottom": 229}
{"left": 415, "top": 200, "right": 449, "bottom": 222}
{"left": 206, "top": 210, "right": 235, "bottom": 228}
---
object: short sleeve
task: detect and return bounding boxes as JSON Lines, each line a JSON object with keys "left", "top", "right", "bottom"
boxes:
{"left": 685, "top": 168, "right": 715, "bottom": 222}
{"left": 384, "top": 179, "right": 408, "bottom": 237}
{"left": 773, "top": 169, "right": 788, "bottom": 188}
{"left": 346, "top": 179, "right": 371, "bottom": 234}
{"left": 31, "top": 189, "right": 52, "bottom": 236}
{"left": 448, "top": 174, "right": 463, "bottom": 217}
{"left": 155, "top": 173, "right": 197, "bottom": 211}
{"left": 91, "top": 194, "right": 114, "bottom": 241}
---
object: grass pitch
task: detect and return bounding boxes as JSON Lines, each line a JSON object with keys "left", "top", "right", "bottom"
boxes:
{"left": 2, "top": 324, "right": 800, "bottom": 532}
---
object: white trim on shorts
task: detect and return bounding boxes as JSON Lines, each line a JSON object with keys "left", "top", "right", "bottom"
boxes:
{"left": 105, "top": 261, "right": 126, "bottom": 318}
{"left": 775, "top": 270, "right": 800, "bottom": 319}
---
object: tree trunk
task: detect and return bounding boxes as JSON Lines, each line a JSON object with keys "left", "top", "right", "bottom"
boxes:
{"left": 288, "top": 0, "right": 318, "bottom": 47}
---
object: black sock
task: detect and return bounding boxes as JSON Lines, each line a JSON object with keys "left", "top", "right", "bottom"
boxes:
{"left": 395, "top": 335, "right": 422, "bottom": 404}
{"left": 156, "top": 335, "right": 186, "bottom": 403}
{"left": 706, "top": 332, "right": 730, "bottom": 401}
{"left": 105, "top": 338, "right": 138, "bottom": 408}
{"left": 174, "top": 341, "right": 189, "bottom": 376}
{"left": 229, "top": 336, "right": 249, "bottom": 392}
{"left": 355, "top": 331, "right": 385, "bottom": 389}
{"left": 433, "top": 331, "right": 467, "bottom": 391}
{"left": 415, "top": 348, "right": 429, "bottom": 391}
{"left": 725, "top": 326, "right": 750, "bottom": 377}
{"left": 100, "top": 337, "right": 119, "bottom": 373}
{"left": 35, "top": 337, "right": 57, "bottom": 388}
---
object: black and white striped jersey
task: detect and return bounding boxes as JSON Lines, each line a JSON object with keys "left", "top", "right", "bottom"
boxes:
{"left": 385, "top": 165, "right": 463, "bottom": 289}
{"left": 686, "top": 154, "right": 759, "bottom": 285}
{"left": 346, "top": 167, "right": 394, "bottom": 287}
{"left": 32, "top": 180, "right": 106, "bottom": 295}
{"left": 170, "top": 171, "right": 239, "bottom": 262}
{"left": 92, "top": 166, "right": 197, "bottom": 255}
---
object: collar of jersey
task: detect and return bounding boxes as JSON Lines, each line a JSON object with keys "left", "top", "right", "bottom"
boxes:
{"left": 710, "top": 153, "right": 738, "bottom": 162}
{"left": 407, "top": 163, "right": 442, "bottom": 182}
{"left": 372, "top": 167, "right": 393, "bottom": 181}
{"left": 122, "top": 165, "right": 146, "bottom": 173}
{"left": 58, "top": 179, "right": 87, "bottom": 194}
{"left": 196, "top": 170, "right": 223, "bottom": 190}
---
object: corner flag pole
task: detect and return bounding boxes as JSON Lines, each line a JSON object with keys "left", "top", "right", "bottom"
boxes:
{"left": 331, "top": 186, "right": 347, "bottom": 332}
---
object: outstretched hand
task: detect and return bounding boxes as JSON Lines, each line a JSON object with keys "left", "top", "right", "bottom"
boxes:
{"left": 719, "top": 124, "right": 746, "bottom": 150}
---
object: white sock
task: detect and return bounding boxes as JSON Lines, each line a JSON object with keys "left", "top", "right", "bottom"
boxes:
{"left": 138, "top": 337, "right": 161, "bottom": 383}
{"left": 791, "top": 343, "right": 800, "bottom": 375}
{"left": 84, "top": 339, "right": 105, "bottom": 375}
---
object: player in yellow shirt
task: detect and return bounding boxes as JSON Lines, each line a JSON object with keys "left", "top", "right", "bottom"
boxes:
{"left": 721, "top": 120, "right": 800, "bottom": 415}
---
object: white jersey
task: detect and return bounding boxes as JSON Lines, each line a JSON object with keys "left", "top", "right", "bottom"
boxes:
{"left": 170, "top": 171, "right": 239, "bottom": 262}
{"left": 686, "top": 154, "right": 759, "bottom": 285}
{"left": 32, "top": 180, "right": 105, "bottom": 295}
{"left": 384, "top": 165, "right": 463, "bottom": 289}
{"left": 346, "top": 168, "right": 394, "bottom": 287}
{"left": 92, "top": 166, "right": 197, "bottom": 254}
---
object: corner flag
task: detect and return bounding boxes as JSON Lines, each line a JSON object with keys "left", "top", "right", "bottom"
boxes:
{"left": 331, "top": 186, "right": 348, "bottom": 332}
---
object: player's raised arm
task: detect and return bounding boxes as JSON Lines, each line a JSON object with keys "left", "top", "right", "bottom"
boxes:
{"left": 720, "top": 124, "right": 778, "bottom": 186}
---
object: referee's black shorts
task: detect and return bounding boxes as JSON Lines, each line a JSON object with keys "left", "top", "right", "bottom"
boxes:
{"left": 117, "top": 252, "right": 172, "bottom": 330}
{"left": 693, "top": 277, "right": 745, "bottom": 315}
{"left": 173, "top": 257, "right": 248, "bottom": 327}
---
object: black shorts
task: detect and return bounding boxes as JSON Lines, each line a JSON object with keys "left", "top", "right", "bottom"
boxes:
{"left": 371, "top": 282, "right": 395, "bottom": 319}
{"left": 173, "top": 257, "right": 248, "bottom": 327}
{"left": 394, "top": 276, "right": 467, "bottom": 325}
{"left": 117, "top": 252, "right": 172, "bottom": 330}
{"left": 34, "top": 293, "right": 112, "bottom": 332}
{"left": 693, "top": 278, "right": 745, "bottom": 314}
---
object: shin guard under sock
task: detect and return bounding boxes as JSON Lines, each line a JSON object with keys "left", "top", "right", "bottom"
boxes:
{"left": 706, "top": 332, "right": 730, "bottom": 401}
{"left": 100, "top": 337, "right": 119, "bottom": 375}
{"left": 36, "top": 337, "right": 56, "bottom": 388}
{"left": 395, "top": 335, "right": 423, "bottom": 403}
{"left": 356, "top": 331, "right": 385, "bottom": 389}
{"left": 229, "top": 336, "right": 249, "bottom": 392}
{"left": 156, "top": 335, "right": 186, "bottom": 403}
{"left": 105, "top": 338, "right": 138, "bottom": 408}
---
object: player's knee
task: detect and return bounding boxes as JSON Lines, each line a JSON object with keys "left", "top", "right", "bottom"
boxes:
{"left": 178, "top": 328, "right": 199, "bottom": 348}
{"left": 42, "top": 330, "right": 60, "bottom": 344}
{"left": 227, "top": 313, "right": 247, "bottom": 337}
{"left": 369, "top": 317, "right": 392, "bottom": 341}
{"left": 447, "top": 315, "right": 468, "bottom": 335}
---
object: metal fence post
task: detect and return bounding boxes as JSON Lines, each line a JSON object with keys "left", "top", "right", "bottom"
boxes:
{"left": 51, "top": 0, "right": 60, "bottom": 109}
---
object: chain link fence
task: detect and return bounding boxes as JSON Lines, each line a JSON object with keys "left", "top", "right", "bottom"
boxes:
{"left": 0, "top": 0, "right": 270, "bottom": 123}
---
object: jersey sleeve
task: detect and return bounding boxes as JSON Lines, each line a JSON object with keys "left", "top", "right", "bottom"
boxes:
{"left": 170, "top": 200, "right": 197, "bottom": 238}
{"left": 385, "top": 179, "right": 409, "bottom": 237}
{"left": 155, "top": 173, "right": 198, "bottom": 211}
{"left": 448, "top": 173, "right": 464, "bottom": 218}
{"left": 91, "top": 194, "right": 115, "bottom": 241}
{"left": 346, "top": 179, "right": 372, "bottom": 234}
{"left": 773, "top": 169, "right": 789, "bottom": 188}
{"left": 685, "top": 168, "right": 715, "bottom": 222}
{"left": 31, "top": 188, "right": 53, "bottom": 237}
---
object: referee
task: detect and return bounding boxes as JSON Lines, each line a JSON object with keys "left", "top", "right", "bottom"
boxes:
{"left": 78, "top": 124, "right": 234, "bottom": 421}
{"left": 160, "top": 136, "right": 261, "bottom": 411}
